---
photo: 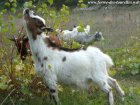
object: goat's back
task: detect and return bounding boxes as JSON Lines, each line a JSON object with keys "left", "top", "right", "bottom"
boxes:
{"left": 56, "top": 47, "right": 113, "bottom": 88}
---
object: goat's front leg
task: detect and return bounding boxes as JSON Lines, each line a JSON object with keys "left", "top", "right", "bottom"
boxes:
{"left": 48, "top": 87, "right": 60, "bottom": 105}
{"left": 43, "top": 73, "right": 60, "bottom": 105}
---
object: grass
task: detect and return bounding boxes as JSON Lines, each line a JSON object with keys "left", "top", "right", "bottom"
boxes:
{"left": 1, "top": 74, "right": 139, "bottom": 105}
{"left": 68, "top": 6, "right": 140, "bottom": 49}
{"left": 0, "top": 6, "right": 140, "bottom": 105}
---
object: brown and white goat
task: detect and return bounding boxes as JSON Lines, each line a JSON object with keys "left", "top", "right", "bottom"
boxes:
{"left": 10, "top": 30, "right": 61, "bottom": 60}
{"left": 23, "top": 9, "right": 125, "bottom": 105}
{"left": 10, "top": 34, "right": 31, "bottom": 60}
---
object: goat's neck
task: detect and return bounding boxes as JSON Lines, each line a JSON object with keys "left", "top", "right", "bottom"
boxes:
{"left": 87, "top": 34, "right": 96, "bottom": 42}
{"left": 26, "top": 31, "right": 52, "bottom": 59}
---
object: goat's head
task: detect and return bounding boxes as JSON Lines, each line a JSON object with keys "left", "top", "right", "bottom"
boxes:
{"left": 95, "top": 32, "right": 104, "bottom": 41}
{"left": 9, "top": 35, "right": 31, "bottom": 60}
{"left": 23, "top": 9, "right": 48, "bottom": 40}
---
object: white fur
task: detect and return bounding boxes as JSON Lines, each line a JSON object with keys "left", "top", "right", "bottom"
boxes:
{"left": 56, "top": 29, "right": 78, "bottom": 40}
{"left": 56, "top": 25, "right": 90, "bottom": 41}
{"left": 28, "top": 34, "right": 113, "bottom": 88}
{"left": 29, "top": 10, "right": 46, "bottom": 25}
{"left": 26, "top": 33, "right": 124, "bottom": 105}
{"left": 23, "top": 10, "right": 125, "bottom": 105}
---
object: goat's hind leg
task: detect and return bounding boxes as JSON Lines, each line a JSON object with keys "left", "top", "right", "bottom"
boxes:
{"left": 102, "top": 82, "right": 114, "bottom": 105}
{"left": 92, "top": 78, "right": 114, "bottom": 105}
{"left": 107, "top": 76, "right": 125, "bottom": 101}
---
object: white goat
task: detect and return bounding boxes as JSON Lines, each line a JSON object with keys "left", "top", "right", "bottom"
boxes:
{"left": 74, "top": 32, "right": 104, "bottom": 44}
{"left": 56, "top": 28, "right": 78, "bottom": 40}
{"left": 23, "top": 9, "right": 125, "bottom": 105}
{"left": 56, "top": 25, "right": 90, "bottom": 41}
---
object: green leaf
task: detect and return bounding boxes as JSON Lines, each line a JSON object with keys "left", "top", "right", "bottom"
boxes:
{"left": 9, "top": 15, "right": 14, "bottom": 20}
{"left": 48, "top": 64, "right": 52, "bottom": 70}
{"left": 23, "top": 1, "right": 32, "bottom": 8}
{"left": 5, "top": 2, "right": 10, "bottom": 7}
{"left": 47, "top": 0, "right": 53, "bottom": 5}
{"left": 28, "top": 1, "right": 33, "bottom": 7}
{"left": 37, "top": 8, "right": 42, "bottom": 13}
{"left": 13, "top": 0, "right": 17, "bottom": 2}
{"left": 42, "top": 4, "right": 47, "bottom": 8}
{"left": 78, "top": 0, "right": 83, "bottom": 3}
{"left": 10, "top": 8, "right": 16, "bottom": 13}
{"left": 2, "top": 9, "right": 7, "bottom": 13}
{"left": 80, "top": 4, "right": 87, "bottom": 8}
{"left": 77, "top": 26, "right": 84, "bottom": 32}
{"left": 72, "top": 41, "right": 80, "bottom": 48}
{"left": 12, "top": 3, "right": 17, "bottom": 7}
{"left": 0, "top": 83, "right": 8, "bottom": 90}
{"left": 17, "top": 13, "right": 22, "bottom": 18}
{"left": 9, "top": 0, "right": 14, "bottom": 2}
{"left": 9, "top": 0, "right": 17, "bottom": 2}
{"left": 49, "top": 11, "right": 56, "bottom": 18}
{"left": 21, "top": 86, "right": 31, "bottom": 95}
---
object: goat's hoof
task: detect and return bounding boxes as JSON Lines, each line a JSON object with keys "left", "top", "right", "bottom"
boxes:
{"left": 121, "top": 96, "right": 125, "bottom": 102}
{"left": 121, "top": 94, "right": 125, "bottom": 102}
{"left": 121, "top": 91, "right": 125, "bottom": 101}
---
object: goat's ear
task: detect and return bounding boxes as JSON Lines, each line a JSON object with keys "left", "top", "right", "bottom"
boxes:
{"left": 99, "top": 32, "right": 102, "bottom": 35}
{"left": 95, "top": 31, "right": 98, "bottom": 34}
{"left": 73, "top": 25, "right": 76, "bottom": 28}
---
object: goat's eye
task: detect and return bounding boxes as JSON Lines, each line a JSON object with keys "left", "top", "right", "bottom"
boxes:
{"left": 37, "top": 20, "right": 40, "bottom": 23}
{"left": 33, "top": 13, "right": 36, "bottom": 15}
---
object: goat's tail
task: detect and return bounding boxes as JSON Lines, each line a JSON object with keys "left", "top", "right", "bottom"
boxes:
{"left": 103, "top": 54, "right": 114, "bottom": 70}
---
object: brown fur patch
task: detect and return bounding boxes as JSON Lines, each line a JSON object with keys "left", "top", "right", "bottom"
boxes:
{"left": 49, "top": 34, "right": 61, "bottom": 46}
{"left": 27, "top": 18, "right": 41, "bottom": 40}
{"left": 25, "top": 15, "right": 45, "bottom": 40}
{"left": 44, "top": 37, "right": 81, "bottom": 52}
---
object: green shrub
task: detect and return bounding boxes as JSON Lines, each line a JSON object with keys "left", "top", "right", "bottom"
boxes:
{"left": 108, "top": 36, "right": 140, "bottom": 76}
